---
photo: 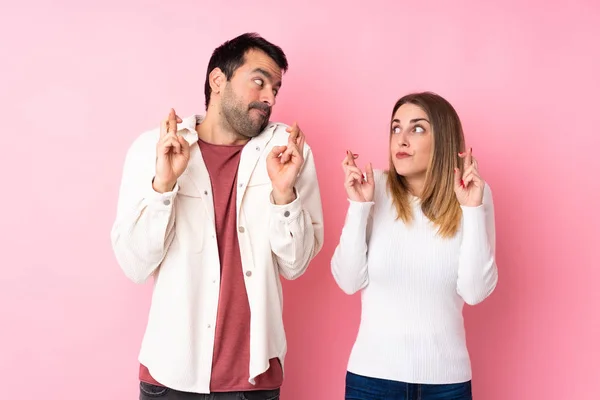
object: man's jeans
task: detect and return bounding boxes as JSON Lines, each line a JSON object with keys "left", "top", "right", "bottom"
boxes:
{"left": 140, "top": 382, "right": 280, "bottom": 400}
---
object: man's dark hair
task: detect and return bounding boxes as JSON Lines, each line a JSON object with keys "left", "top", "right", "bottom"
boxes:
{"left": 204, "top": 32, "right": 288, "bottom": 110}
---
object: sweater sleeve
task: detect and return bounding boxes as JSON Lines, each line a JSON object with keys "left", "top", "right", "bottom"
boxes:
{"left": 456, "top": 183, "right": 498, "bottom": 305}
{"left": 330, "top": 200, "right": 374, "bottom": 294}
{"left": 330, "top": 170, "right": 384, "bottom": 295}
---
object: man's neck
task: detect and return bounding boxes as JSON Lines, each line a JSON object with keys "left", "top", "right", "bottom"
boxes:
{"left": 196, "top": 111, "right": 251, "bottom": 146}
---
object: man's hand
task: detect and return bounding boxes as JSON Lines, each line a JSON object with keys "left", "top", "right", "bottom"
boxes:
{"left": 266, "top": 122, "right": 306, "bottom": 205}
{"left": 153, "top": 108, "right": 191, "bottom": 193}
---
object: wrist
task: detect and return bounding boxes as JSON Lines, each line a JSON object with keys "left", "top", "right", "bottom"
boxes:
{"left": 347, "top": 192, "right": 370, "bottom": 203}
{"left": 459, "top": 197, "right": 483, "bottom": 207}
{"left": 272, "top": 188, "right": 296, "bottom": 205}
{"left": 153, "top": 177, "right": 176, "bottom": 193}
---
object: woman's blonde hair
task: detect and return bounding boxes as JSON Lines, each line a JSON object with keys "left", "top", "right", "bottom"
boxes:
{"left": 386, "top": 92, "right": 466, "bottom": 238}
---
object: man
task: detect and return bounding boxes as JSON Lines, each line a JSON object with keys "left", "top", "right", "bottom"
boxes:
{"left": 110, "top": 32, "right": 324, "bottom": 399}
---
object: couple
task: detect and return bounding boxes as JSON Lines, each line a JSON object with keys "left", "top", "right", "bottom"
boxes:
{"left": 110, "top": 32, "right": 498, "bottom": 400}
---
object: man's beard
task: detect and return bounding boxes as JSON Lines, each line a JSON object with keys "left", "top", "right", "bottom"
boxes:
{"left": 221, "top": 87, "right": 271, "bottom": 139}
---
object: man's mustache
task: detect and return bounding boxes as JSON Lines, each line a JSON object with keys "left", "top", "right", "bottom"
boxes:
{"left": 249, "top": 102, "right": 271, "bottom": 115}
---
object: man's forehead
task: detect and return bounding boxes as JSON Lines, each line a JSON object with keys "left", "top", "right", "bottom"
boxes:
{"left": 242, "top": 50, "right": 282, "bottom": 77}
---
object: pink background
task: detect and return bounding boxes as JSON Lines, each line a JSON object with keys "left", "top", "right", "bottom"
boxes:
{"left": 1, "top": 1, "right": 599, "bottom": 399}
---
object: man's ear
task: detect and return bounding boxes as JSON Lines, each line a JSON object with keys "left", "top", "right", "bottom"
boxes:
{"left": 209, "top": 67, "right": 225, "bottom": 94}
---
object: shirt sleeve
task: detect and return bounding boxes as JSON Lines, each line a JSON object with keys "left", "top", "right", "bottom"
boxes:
{"left": 110, "top": 131, "right": 178, "bottom": 284}
{"left": 268, "top": 145, "right": 324, "bottom": 280}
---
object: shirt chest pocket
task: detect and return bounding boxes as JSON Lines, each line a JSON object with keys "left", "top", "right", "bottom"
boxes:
{"left": 245, "top": 162, "right": 273, "bottom": 193}
{"left": 243, "top": 165, "right": 274, "bottom": 215}
{"left": 174, "top": 194, "right": 205, "bottom": 254}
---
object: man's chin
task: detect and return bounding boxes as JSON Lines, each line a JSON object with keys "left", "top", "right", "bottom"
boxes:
{"left": 241, "top": 125, "right": 263, "bottom": 138}
{"left": 252, "top": 117, "right": 270, "bottom": 133}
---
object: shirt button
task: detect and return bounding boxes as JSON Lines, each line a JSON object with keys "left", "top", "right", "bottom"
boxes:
{"left": 238, "top": 226, "right": 245, "bottom": 233}
{"left": 207, "top": 324, "right": 211, "bottom": 328}
{"left": 245, "top": 271, "right": 252, "bottom": 277}
{"left": 284, "top": 211, "right": 290, "bottom": 217}
{"left": 239, "top": 183, "right": 244, "bottom": 188}
{"left": 204, "top": 190, "right": 208, "bottom": 195}
{"left": 163, "top": 199, "right": 170, "bottom": 206}
{"left": 256, "top": 146, "right": 260, "bottom": 151}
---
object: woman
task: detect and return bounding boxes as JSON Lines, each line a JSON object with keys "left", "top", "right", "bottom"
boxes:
{"left": 331, "top": 92, "right": 498, "bottom": 400}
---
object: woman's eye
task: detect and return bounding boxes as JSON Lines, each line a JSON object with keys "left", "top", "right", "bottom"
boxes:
{"left": 392, "top": 126, "right": 401, "bottom": 134}
{"left": 414, "top": 126, "right": 424, "bottom": 133}
{"left": 254, "top": 79, "right": 264, "bottom": 86}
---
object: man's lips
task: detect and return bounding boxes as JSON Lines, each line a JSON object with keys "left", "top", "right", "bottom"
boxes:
{"left": 251, "top": 107, "right": 269, "bottom": 117}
